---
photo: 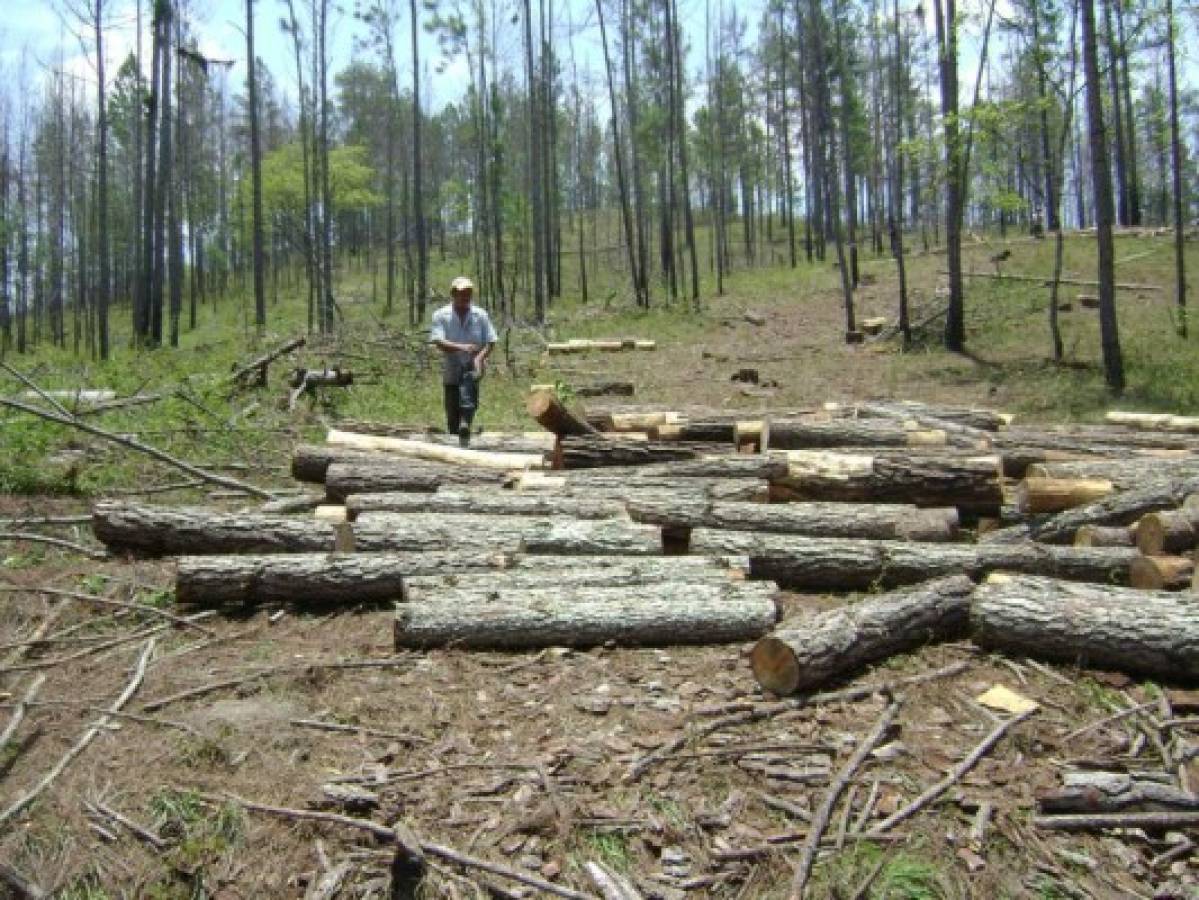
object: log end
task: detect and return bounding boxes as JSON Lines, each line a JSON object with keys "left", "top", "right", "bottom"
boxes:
{"left": 750, "top": 635, "right": 800, "bottom": 696}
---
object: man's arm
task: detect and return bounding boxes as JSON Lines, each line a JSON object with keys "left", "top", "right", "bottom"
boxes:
{"left": 472, "top": 312, "right": 500, "bottom": 375}
{"left": 430, "top": 313, "right": 478, "bottom": 355}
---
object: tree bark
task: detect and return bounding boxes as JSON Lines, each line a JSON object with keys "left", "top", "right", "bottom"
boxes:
{"left": 767, "top": 419, "right": 948, "bottom": 450}
{"left": 1014, "top": 477, "right": 1114, "bottom": 514}
{"left": 771, "top": 451, "right": 1003, "bottom": 512}
{"left": 515, "top": 474, "right": 770, "bottom": 503}
{"left": 346, "top": 489, "right": 627, "bottom": 521}
{"left": 1038, "top": 773, "right": 1199, "bottom": 815}
{"left": 1020, "top": 475, "right": 1199, "bottom": 544}
{"left": 394, "top": 585, "right": 778, "bottom": 650}
{"left": 326, "top": 430, "right": 545, "bottom": 470}
{"left": 325, "top": 462, "right": 510, "bottom": 501}
{"left": 972, "top": 573, "right": 1199, "bottom": 680}
{"left": 537, "top": 456, "right": 787, "bottom": 482}
{"left": 1166, "top": 0, "right": 1187, "bottom": 337}
{"left": 628, "top": 499, "right": 959, "bottom": 542}
{"left": 401, "top": 566, "right": 750, "bottom": 601}
{"left": 687, "top": 530, "right": 1137, "bottom": 590}
{"left": 751, "top": 575, "right": 975, "bottom": 694}
{"left": 177, "top": 551, "right": 510, "bottom": 606}
{"left": 1027, "top": 459, "right": 1199, "bottom": 489}
{"left": 557, "top": 436, "right": 716, "bottom": 469}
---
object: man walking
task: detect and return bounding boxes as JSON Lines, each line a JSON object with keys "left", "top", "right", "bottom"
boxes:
{"left": 430, "top": 276, "right": 497, "bottom": 446}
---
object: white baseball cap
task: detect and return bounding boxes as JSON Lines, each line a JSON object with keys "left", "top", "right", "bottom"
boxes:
{"left": 450, "top": 276, "right": 475, "bottom": 293}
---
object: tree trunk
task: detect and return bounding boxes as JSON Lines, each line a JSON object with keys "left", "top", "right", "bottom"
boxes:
{"left": 410, "top": 0, "right": 427, "bottom": 321}
{"left": 325, "top": 462, "right": 508, "bottom": 502}
{"left": 767, "top": 419, "right": 948, "bottom": 450}
{"left": 934, "top": 0, "right": 965, "bottom": 351}
{"left": 517, "top": 474, "right": 770, "bottom": 503}
{"left": 394, "top": 585, "right": 778, "bottom": 650}
{"left": 1166, "top": 0, "right": 1187, "bottom": 337}
{"left": 247, "top": 0, "right": 267, "bottom": 329}
{"left": 557, "top": 436, "right": 714, "bottom": 469}
{"left": 628, "top": 498, "right": 959, "bottom": 541}
{"left": 326, "top": 429, "right": 545, "bottom": 470}
{"left": 177, "top": 551, "right": 510, "bottom": 606}
{"left": 527, "top": 390, "right": 597, "bottom": 437}
{"left": 1027, "top": 459, "right": 1199, "bottom": 489}
{"left": 972, "top": 573, "right": 1199, "bottom": 681}
{"left": 1081, "top": 0, "right": 1124, "bottom": 391}
{"left": 401, "top": 565, "right": 750, "bottom": 601}
{"left": 686, "top": 530, "right": 1137, "bottom": 590}
{"left": 751, "top": 575, "right": 975, "bottom": 694}
{"left": 772, "top": 451, "right": 1003, "bottom": 511}
{"left": 1013, "top": 475, "right": 1199, "bottom": 545}
{"left": 346, "top": 489, "right": 627, "bottom": 520}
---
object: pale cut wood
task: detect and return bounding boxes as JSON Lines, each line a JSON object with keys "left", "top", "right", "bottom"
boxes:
{"left": 526, "top": 389, "right": 597, "bottom": 437}
{"left": 326, "top": 429, "right": 545, "bottom": 470}
{"left": 334, "top": 422, "right": 556, "bottom": 453}
{"left": 627, "top": 498, "right": 959, "bottom": 542}
{"left": 1136, "top": 510, "right": 1198, "bottom": 555}
{"left": 314, "top": 505, "right": 346, "bottom": 522}
{"left": 752, "top": 575, "right": 975, "bottom": 695}
{"left": 175, "top": 552, "right": 510, "bottom": 607}
{"left": 345, "top": 489, "right": 627, "bottom": 521}
{"left": 1129, "top": 555, "right": 1194, "bottom": 590}
{"left": 688, "top": 530, "right": 1137, "bottom": 590}
{"left": 733, "top": 420, "right": 769, "bottom": 453}
{"left": 394, "top": 586, "right": 778, "bottom": 649}
{"left": 972, "top": 573, "right": 1199, "bottom": 680}
{"left": 1021, "top": 475, "right": 1199, "bottom": 544}
{"left": 590, "top": 411, "right": 685, "bottom": 432}
{"left": 1074, "top": 525, "right": 1135, "bottom": 547}
{"left": 1014, "top": 477, "right": 1115, "bottom": 514}
{"left": 1106, "top": 411, "right": 1199, "bottom": 433}
{"left": 771, "top": 450, "right": 1003, "bottom": 512}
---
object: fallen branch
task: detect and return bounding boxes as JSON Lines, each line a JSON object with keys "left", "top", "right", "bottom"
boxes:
{"left": 0, "top": 862, "right": 46, "bottom": 899}
{"left": 863, "top": 709, "right": 1037, "bottom": 836}
{"left": 230, "top": 335, "right": 307, "bottom": 386}
{"left": 0, "top": 637, "right": 156, "bottom": 829}
{"left": 1034, "top": 811, "right": 1199, "bottom": 831}
{"left": 2, "top": 700, "right": 207, "bottom": 741}
{"left": 791, "top": 697, "right": 902, "bottom": 897}
{"left": 943, "top": 270, "right": 1164, "bottom": 291}
{"left": 0, "top": 584, "right": 215, "bottom": 636}
{"left": 84, "top": 799, "right": 167, "bottom": 850}
{"left": 208, "top": 792, "right": 596, "bottom": 900}
{"left": 289, "top": 719, "right": 430, "bottom": 745}
{"left": 626, "top": 661, "right": 969, "bottom": 783}
{"left": 585, "top": 861, "right": 643, "bottom": 900}
{"left": 0, "top": 674, "right": 46, "bottom": 748}
{"left": 0, "top": 516, "right": 92, "bottom": 528}
{"left": 0, "top": 395, "right": 274, "bottom": 499}
{"left": 0, "top": 532, "right": 108, "bottom": 560}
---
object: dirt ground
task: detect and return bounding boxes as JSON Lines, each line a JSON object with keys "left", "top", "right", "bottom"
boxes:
{"left": 2, "top": 255, "right": 1197, "bottom": 898}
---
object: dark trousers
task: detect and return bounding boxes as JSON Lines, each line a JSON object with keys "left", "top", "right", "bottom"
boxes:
{"left": 444, "top": 373, "right": 479, "bottom": 434}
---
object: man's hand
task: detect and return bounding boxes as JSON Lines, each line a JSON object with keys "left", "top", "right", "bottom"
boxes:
{"left": 473, "top": 355, "right": 487, "bottom": 377}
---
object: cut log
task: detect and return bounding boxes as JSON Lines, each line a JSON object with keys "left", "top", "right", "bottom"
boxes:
{"left": 687, "top": 530, "right": 1137, "bottom": 590}
{"left": 1037, "top": 773, "right": 1199, "bottom": 814}
{"left": 859, "top": 317, "right": 889, "bottom": 335}
{"left": 1136, "top": 510, "right": 1198, "bottom": 555}
{"left": 971, "top": 573, "right": 1199, "bottom": 681}
{"left": 574, "top": 381, "right": 636, "bottom": 397}
{"left": 650, "top": 422, "right": 738, "bottom": 443}
{"left": 1105, "top": 411, "right": 1199, "bottom": 433}
{"left": 1129, "top": 555, "right": 1194, "bottom": 591}
{"left": 1027, "top": 459, "right": 1199, "bottom": 489}
{"left": 997, "top": 425, "right": 1199, "bottom": 453}
{"left": 556, "top": 436, "right": 713, "bottom": 469}
{"left": 1023, "top": 475, "right": 1199, "bottom": 544}
{"left": 326, "top": 430, "right": 546, "bottom": 471}
{"left": 767, "top": 419, "right": 947, "bottom": 450}
{"left": 586, "top": 410, "right": 685, "bottom": 433}
{"left": 176, "top": 552, "right": 509, "bottom": 606}
{"left": 826, "top": 399, "right": 1011, "bottom": 432}
{"left": 1013, "top": 477, "right": 1115, "bottom": 514}
{"left": 515, "top": 473, "right": 770, "bottom": 503}
{"left": 500, "top": 553, "right": 749, "bottom": 574}
{"left": 325, "top": 462, "right": 509, "bottom": 502}
{"left": 627, "top": 498, "right": 959, "bottom": 542}
{"left": 314, "top": 505, "right": 347, "bottom": 522}
{"left": 353, "top": 513, "right": 662, "bottom": 555}
{"left": 401, "top": 567, "right": 749, "bottom": 601}
{"left": 751, "top": 575, "right": 975, "bottom": 695}
{"left": 293, "top": 444, "right": 385, "bottom": 483}
{"left": 524, "top": 456, "right": 788, "bottom": 482}
{"left": 771, "top": 451, "right": 1003, "bottom": 512}
{"left": 1074, "top": 525, "right": 1135, "bottom": 548}
{"left": 330, "top": 424, "right": 556, "bottom": 454}
{"left": 733, "top": 421, "right": 769, "bottom": 453}
{"left": 394, "top": 585, "right": 778, "bottom": 650}
{"left": 526, "top": 390, "right": 597, "bottom": 437}
{"left": 345, "top": 489, "right": 627, "bottom": 521}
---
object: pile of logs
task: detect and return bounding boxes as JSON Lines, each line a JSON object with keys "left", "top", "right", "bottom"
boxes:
{"left": 88, "top": 398, "right": 1199, "bottom": 679}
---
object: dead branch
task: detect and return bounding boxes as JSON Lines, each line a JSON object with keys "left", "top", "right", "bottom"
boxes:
{"left": 2, "top": 700, "right": 207, "bottom": 740}
{"left": 0, "top": 516, "right": 92, "bottom": 528}
{"left": 0, "top": 674, "right": 46, "bottom": 748}
{"left": 1, "top": 612, "right": 208, "bottom": 673}
{"left": 289, "top": 719, "right": 430, "bottom": 745}
{"left": 207, "top": 792, "right": 597, "bottom": 900}
{"left": 0, "top": 395, "right": 275, "bottom": 499}
{"left": 0, "top": 532, "right": 108, "bottom": 560}
{"left": 863, "top": 709, "right": 1037, "bottom": 836}
{"left": 0, "top": 863, "right": 47, "bottom": 899}
{"left": 1060, "top": 701, "right": 1159, "bottom": 742}
{"left": 0, "top": 637, "right": 156, "bottom": 828}
{"left": 84, "top": 800, "right": 168, "bottom": 850}
{"left": 791, "top": 697, "right": 902, "bottom": 897}
{"left": 0, "top": 584, "right": 215, "bottom": 636}
{"left": 626, "top": 661, "right": 968, "bottom": 783}
{"left": 230, "top": 335, "right": 307, "bottom": 386}
{"left": 584, "top": 861, "right": 643, "bottom": 900}
{"left": 1034, "top": 811, "right": 1199, "bottom": 830}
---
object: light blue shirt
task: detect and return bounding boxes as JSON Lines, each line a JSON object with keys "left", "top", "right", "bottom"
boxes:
{"left": 430, "top": 303, "right": 498, "bottom": 384}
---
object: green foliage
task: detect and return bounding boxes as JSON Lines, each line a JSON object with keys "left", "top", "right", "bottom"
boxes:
{"left": 150, "top": 788, "right": 244, "bottom": 875}
{"left": 578, "top": 830, "right": 633, "bottom": 872}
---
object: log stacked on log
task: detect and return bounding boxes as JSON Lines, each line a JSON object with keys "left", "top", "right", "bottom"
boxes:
{"left": 526, "top": 390, "right": 597, "bottom": 437}
{"left": 345, "top": 489, "right": 629, "bottom": 521}
{"left": 770, "top": 450, "right": 1003, "bottom": 513}
{"left": 325, "top": 461, "right": 511, "bottom": 502}
{"left": 766, "top": 418, "right": 949, "bottom": 450}
{"left": 556, "top": 435, "right": 719, "bottom": 469}
{"left": 1105, "top": 411, "right": 1199, "bottom": 433}
{"left": 327, "top": 429, "right": 546, "bottom": 471}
